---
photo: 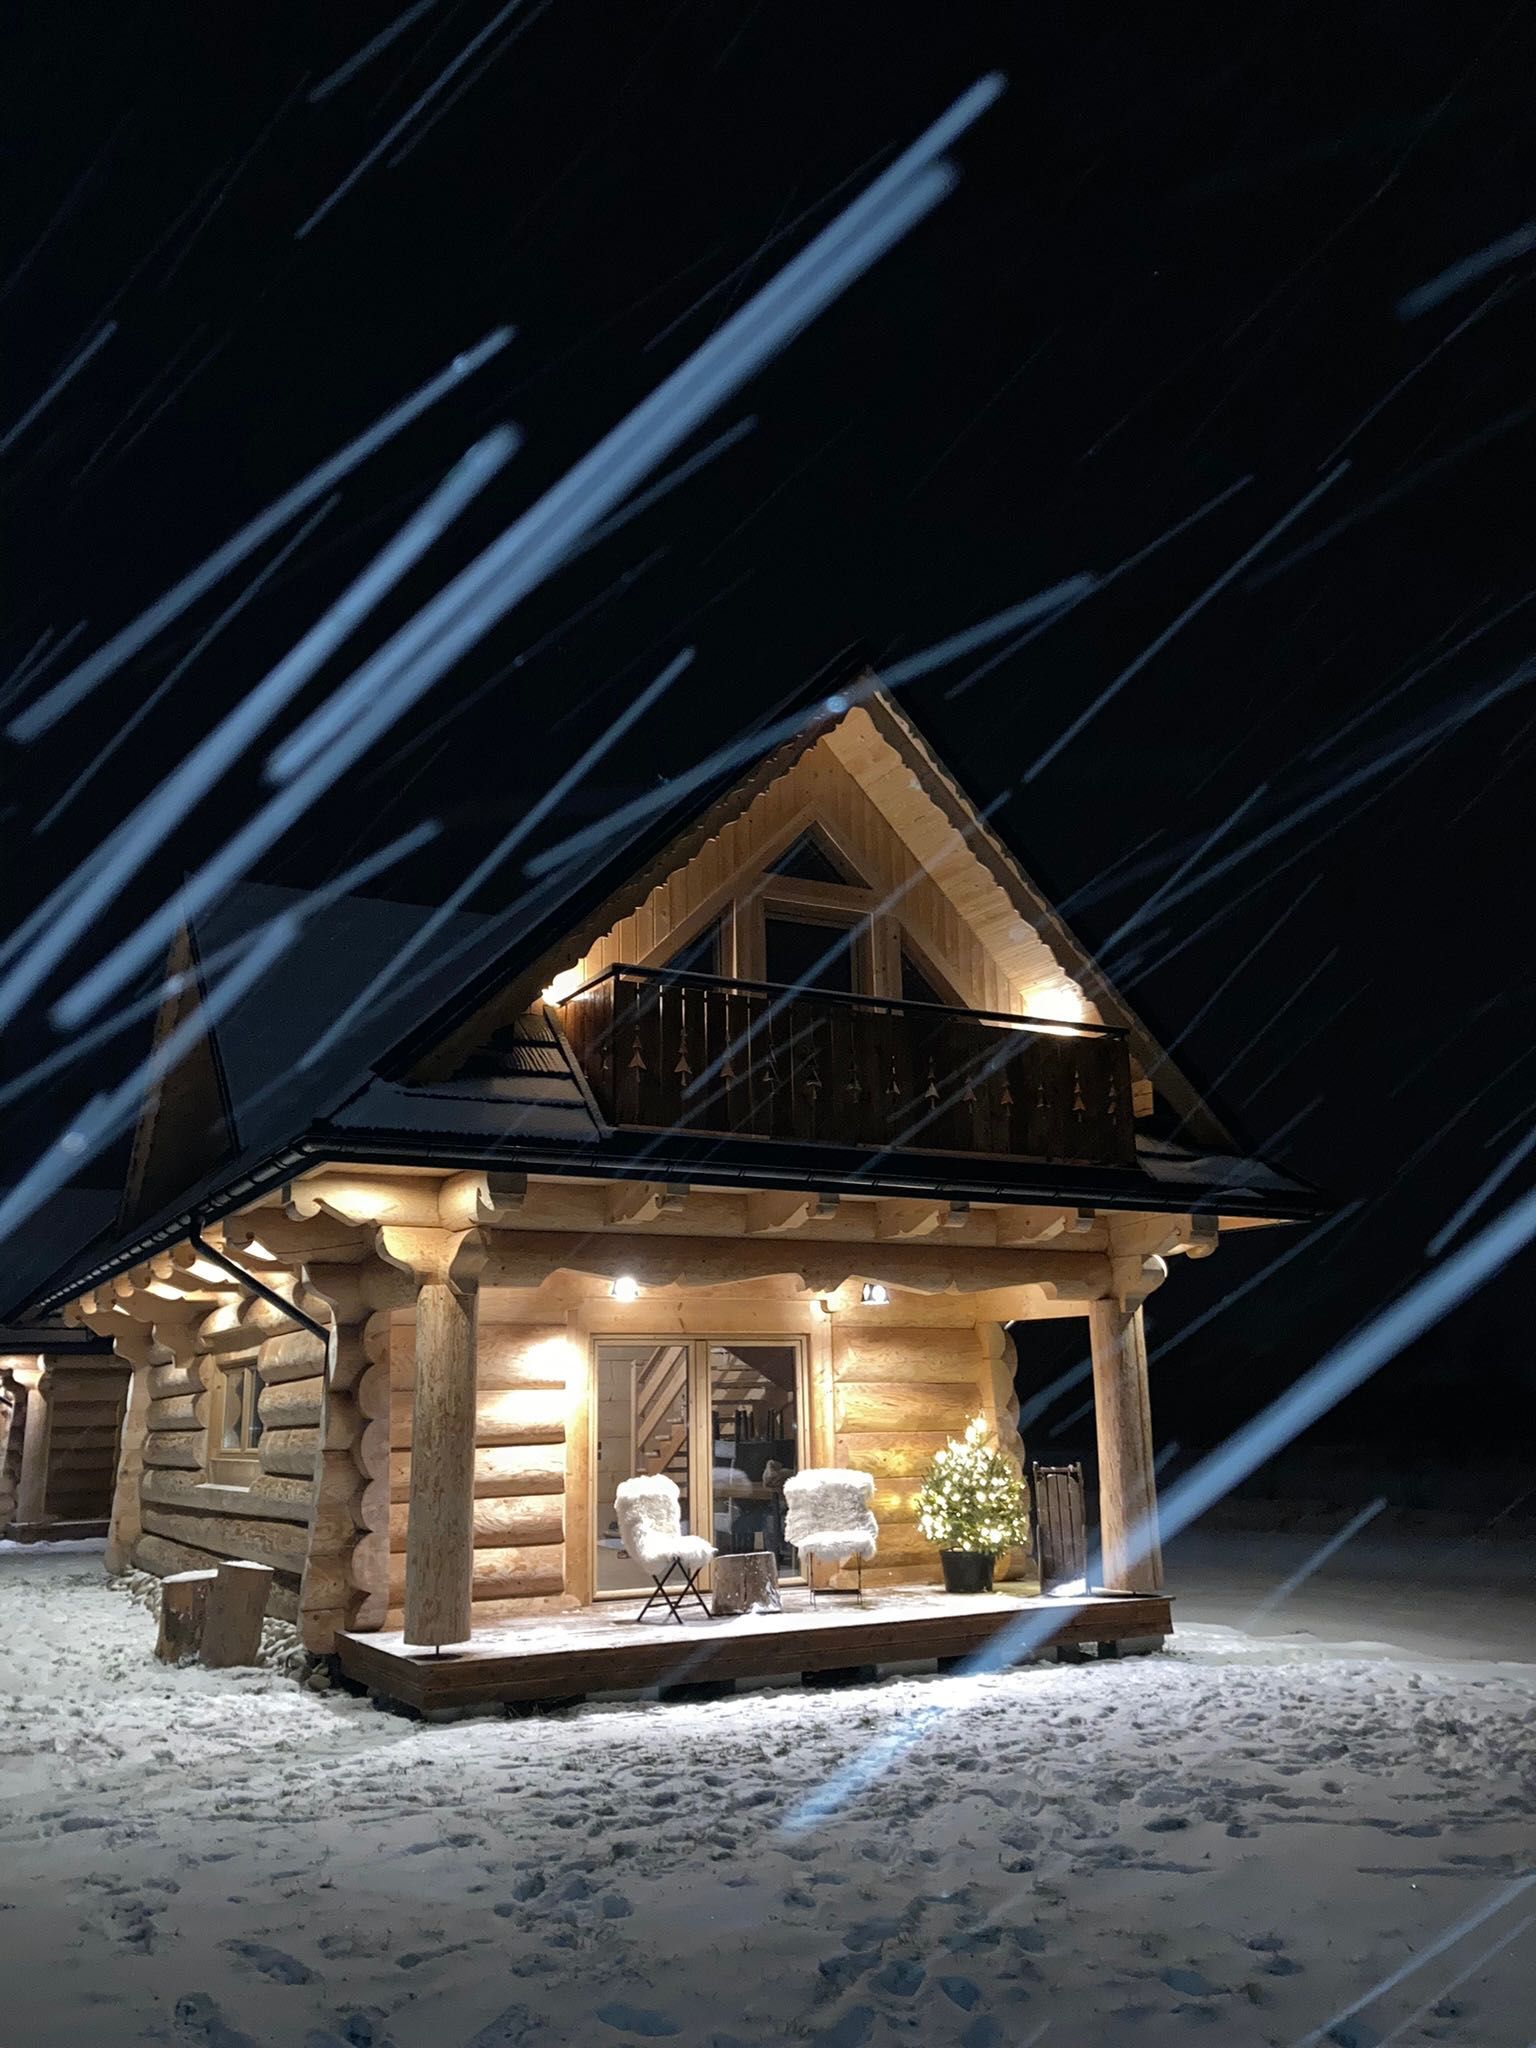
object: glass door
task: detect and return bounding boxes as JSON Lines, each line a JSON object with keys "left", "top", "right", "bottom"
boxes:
{"left": 593, "top": 1337, "right": 807, "bottom": 1594}
{"left": 594, "top": 1341, "right": 691, "bottom": 1595}
{"left": 708, "top": 1342, "right": 801, "bottom": 1574}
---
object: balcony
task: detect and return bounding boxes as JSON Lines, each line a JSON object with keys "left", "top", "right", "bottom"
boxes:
{"left": 555, "top": 965, "right": 1136, "bottom": 1170}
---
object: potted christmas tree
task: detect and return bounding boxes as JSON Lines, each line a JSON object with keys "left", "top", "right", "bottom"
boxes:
{"left": 914, "top": 1413, "right": 1029, "bottom": 1594}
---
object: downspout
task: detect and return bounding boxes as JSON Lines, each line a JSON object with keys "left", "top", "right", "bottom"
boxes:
{"left": 188, "top": 1219, "right": 330, "bottom": 1344}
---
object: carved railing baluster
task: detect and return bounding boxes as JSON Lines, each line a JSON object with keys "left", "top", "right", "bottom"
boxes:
{"left": 551, "top": 965, "right": 1135, "bottom": 1166}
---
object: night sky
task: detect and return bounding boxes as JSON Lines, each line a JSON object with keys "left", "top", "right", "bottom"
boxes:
{"left": 3, "top": 6, "right": 1534, "bottom": 1490}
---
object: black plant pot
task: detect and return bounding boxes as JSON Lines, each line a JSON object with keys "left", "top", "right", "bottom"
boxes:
{"left": 939, "top": 1549, "right": 995, "bottom": 1595}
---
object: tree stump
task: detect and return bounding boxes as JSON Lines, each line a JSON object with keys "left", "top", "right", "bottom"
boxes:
{"left": 155, "top": 1568, "right": 216, "bottom": 1665}
{"left": 711, "top": 1551, "right": 781, "bottom": 1617}
{"left": 198, "top": 1559, "right": 273, "bottom": 1669}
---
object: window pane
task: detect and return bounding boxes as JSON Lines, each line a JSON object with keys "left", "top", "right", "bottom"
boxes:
{"left": 900, "top": 949, "right": 950, "bottom": 1008}
{"left": 769, "top": 831, "right": 863, "bottom": 888}
{"left": 246, "top": 1378, "right": 264, "bottom": 1452}
{"left": 594, "top": 1342, "right": 690, "bottom": 1594}
{"left": 664, "top": 918, "right": 724, "bottom": 977}
{"left": 764, "top": 916, "right": 856, "bottom": 994}
{"left": 221, "top": 1369, "right": 247, "bottom": 1452}
{"left": 709, "top": 1343, "right": 799, "bottom": 1572}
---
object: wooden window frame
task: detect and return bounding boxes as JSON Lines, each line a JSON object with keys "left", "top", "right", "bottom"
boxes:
{"left": 207, "top": 1359, "right": 263, "bottom": 1487}
{"left": 639, "top": 804, "right": 975, "bottom": 1009}
{"left": 589, "top": 1333, "right": 811, "bottom": 1600}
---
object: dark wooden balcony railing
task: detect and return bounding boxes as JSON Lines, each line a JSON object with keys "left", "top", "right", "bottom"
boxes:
{"left": 556, "top": 965, "right": 1136, "bottom": 1170}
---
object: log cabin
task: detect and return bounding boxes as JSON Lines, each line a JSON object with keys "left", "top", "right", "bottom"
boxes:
{"left": 0, "top": 1333, "right": 131, "bottom": 1543}
{"left": 2, "top": 680, "right": 1319, "bottom": 1708}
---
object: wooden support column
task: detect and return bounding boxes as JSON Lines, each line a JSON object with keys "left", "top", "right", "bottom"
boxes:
{"left": 105, "top": 1364, "right": 152, "bottom": 1571}
{"left": 379, "top": 1227, "right": 485, "bottom": 1650}
{"left": 12, "top": 1368, "right": 50, "bottom": 1532}
{"left": 1088, "top": 1301, "right": 1162, "bottom": 1593}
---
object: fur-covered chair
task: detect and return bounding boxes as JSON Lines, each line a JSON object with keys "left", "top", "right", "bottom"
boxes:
{"left": 783, "top": 1468, "right": 878, "bottom": 1605}
{"left": 614, "top": 1473, "right": 715, "bottom": 1623}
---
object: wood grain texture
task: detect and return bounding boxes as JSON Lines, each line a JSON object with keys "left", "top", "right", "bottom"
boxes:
{"left": 390, "top": 1542, "right": 564, "bottom": 1605}
{"left": 833, "top": 1380, "right": 974, "bottom": 1435}
{"left": 257, "top": 1375, "right": 325, "bottom": 1430}
{"left": 389, "top": 1385, "right": 565, "bottom": 1448}
{"left": 402, "top": 1280, "right": 477, "bottom": 1648}
{"left": 1089, "top": 1301, "right": 1161, "bottom": 1594}
{"left": 388, "top": 1493, "right": 563, "bottom": 1551}
{"left": 141, "top": 1429, "right": 205, "bottom": 1470}
{"left": 338, "top": 1592, "right": 1173, "bottom": 1710}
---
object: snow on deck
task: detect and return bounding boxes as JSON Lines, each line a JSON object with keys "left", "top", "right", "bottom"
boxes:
{"left": 2, "top": 1541, "right": 1533, "bottom": 2047}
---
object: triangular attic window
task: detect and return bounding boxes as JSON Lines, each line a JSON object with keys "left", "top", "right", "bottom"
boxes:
{"left": 900, "top": 950, "right": 952, "bottom": 1009}
{"left": 768, "top": 830, "right": 865, "bottom": 888}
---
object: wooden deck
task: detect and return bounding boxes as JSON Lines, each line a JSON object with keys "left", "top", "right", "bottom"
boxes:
{"left": 335, "top": 1585, "right": 1172, "bottom": 1713}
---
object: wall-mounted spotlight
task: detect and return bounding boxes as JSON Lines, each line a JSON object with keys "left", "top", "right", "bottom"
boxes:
{"left": 860, "top": 1282, "right": 890, "bottom": 1307}
{"left": 611, "top": 1274, "right": 640, "bottom": 1302}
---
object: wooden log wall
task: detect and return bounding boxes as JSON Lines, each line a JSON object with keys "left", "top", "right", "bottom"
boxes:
{"left": 829, "top": 1322, "right": 1025, "bottom": 1582}
{"left": 0, "top": 1374, "right": 24, "bottom": 1528}
{"left": 126, "top": 1302, "right": 334, "bottom": 1628}
{"left": 33, "top": 1363, "right": 132, "bottom": 1532}
{"left": 385, "top": 1319, "right": 569, "bottom": 1623}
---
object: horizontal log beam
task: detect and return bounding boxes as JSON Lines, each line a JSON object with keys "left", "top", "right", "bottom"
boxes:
{"left": 147, "top": 1360, "right": 206, "bottom": 1401}
{"left": 388, "top": 1386, "right": 565, "bottom": 1449}
{"left": 139, "top": 1505, "right": 308, "bottom": 1573}
{"left": 141, "top": 1468, "right": 314, "bottom": 1524}
{"left": 831, "top": 1328, "right": 982, "bottom": 1383}
{"left": 256, "top": 1329, "right": 329, "bottom": 1383}
{"left": 146, "top": 1392, "right": 208, "bottom": 1432}
{"left": 834, "top": 1380, "right": 978, "bottom": 1434}
{"left": 388, "top": 1493, "right": 563, "bottom": 1551}
{"left": 257, "top": 1376, "right": 324, "bottom": 1430}
{"left": 258, "top": 1427, "right": 319, "bottom": 1478}
{"left": 831, "top": 1431, "right": 950, "bottom": 1480}
{"left": 394, "top": 1324, "right": 571, "bottom": 1393}
{"left": 388, "top": 1542, "right": 564, "bottom": 1605}
{"left": 42, "top": 1400, "right": 123, "bottom": 1431}
{"left": 475, "top": 1228, "right": 1111, "bottom": 1300}
{"left": 388, "top": 1443, "right": 566, "bottom": 1503}
{"left": 141, "top": 1429, "right": 204, "bottom": 1469}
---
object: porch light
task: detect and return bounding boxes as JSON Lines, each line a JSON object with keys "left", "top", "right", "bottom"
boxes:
{"left": 611, "top": 1274, "right": 641, "bottom": 1302}
{"left": 1023, "top": 984, "right": 1089, "bottom": 1036}
{"left": 860, "top": 1282, "right": 889, "bottom": 1307}
{"left": 541, "top": 966, "right": 584, "bottom": 1006}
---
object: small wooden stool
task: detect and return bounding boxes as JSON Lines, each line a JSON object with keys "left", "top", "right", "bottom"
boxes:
{"left": 711, "top": 1552, "right": 781, "bottom": 1617}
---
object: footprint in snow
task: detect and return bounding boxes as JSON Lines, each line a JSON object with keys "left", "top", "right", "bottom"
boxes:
{"left": 465, "top": 2001, "right": 564, "bottom": 2047}
{"left": 937, "top": 1974, "right": 982, "bottom": 2010}
{"left": 595, "top": 2003, "right": 679, "bottom": 2037}
{"left": 220, "top": 1939, "right": 315, "bottom": 1984}
{"left": 175, "top": 1992, "right": 261, "bottom": 2048}
{"left": 959, "top": 2021, "right": 1005, "bottom": 2048}
{"left": 305, "top": 2022, "right": 393, "bottom": 2048}
{"left": 869, "top": 1959, "right": 924, "bottom": 1997}
{"left": 1160, "top": 1966, "right": 1223, "bottom": 1997}
{"left": 810, "top": 2004, "right": 874, "bottom": 2048}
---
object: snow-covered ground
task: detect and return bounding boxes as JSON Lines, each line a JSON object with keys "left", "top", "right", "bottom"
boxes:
{"left": 2, "top": 1540, "right": 1533, "bottom": 2048}
{"left": 1166, "top": 1525, "right": 1536, "bottom": 1665}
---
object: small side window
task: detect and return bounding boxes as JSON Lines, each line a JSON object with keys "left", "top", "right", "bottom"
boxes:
{"left": 209, "top": 1362, "right": 263, "bottom": 1484}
